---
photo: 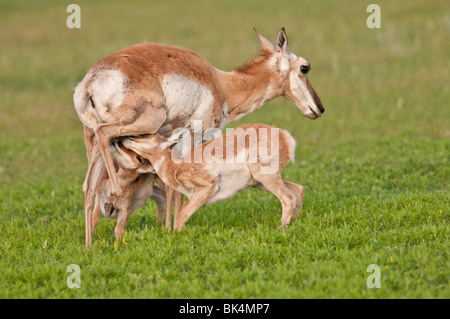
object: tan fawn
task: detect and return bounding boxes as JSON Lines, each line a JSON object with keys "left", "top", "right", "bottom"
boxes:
{"left": 123, "top": 124, "right": 304, "bottom": 231}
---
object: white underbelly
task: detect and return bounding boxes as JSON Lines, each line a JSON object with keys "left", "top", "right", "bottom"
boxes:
{"left": 205, "top": 163, "right": 252, "bottom": 204}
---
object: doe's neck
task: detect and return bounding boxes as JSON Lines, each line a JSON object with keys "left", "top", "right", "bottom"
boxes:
{"left": 215, "top": 56, "right": 285, "bottom": 124}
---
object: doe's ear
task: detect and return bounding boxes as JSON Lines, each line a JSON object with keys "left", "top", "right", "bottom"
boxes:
{"left": 253, "top": 27, "right": 275, "bottom": 53}
{"left": 276, "top": 27, "right": 291, "bottom": 57}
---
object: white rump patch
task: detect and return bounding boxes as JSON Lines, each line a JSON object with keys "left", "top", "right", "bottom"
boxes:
{"left": 88, "top": 69, "right": 127, "bottom": 123}
{"left": 282, "top": 130, "right": 296, "bottom": 163}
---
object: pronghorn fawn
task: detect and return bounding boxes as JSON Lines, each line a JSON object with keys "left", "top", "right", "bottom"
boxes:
{"left": 91, "top": 141, "right": 166, "bottom": 242}
{"left": 74, "top": 27, "right": 323, "bottom": 247}
{"left": 123, "top": 124, "right": 304, "bottom": 231}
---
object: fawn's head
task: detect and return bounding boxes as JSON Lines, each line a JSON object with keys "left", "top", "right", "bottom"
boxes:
{"left": 98, "top": 140, "right": 155, "bottom": 219}
{"left": 110, "top": 140, "right": 155, "bottom": 174}
{"left": 122, "top": 128, "right": 189, "bottom": 163}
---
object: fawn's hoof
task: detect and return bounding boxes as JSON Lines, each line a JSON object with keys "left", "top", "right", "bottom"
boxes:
{"left": 279, "top": 223, "right": 288, "bottom": 229}
{"left": 280, "top": 216, "right": 293, "bottom": 229}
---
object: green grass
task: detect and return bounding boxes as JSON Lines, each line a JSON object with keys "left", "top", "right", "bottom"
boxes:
{"left": 0, "top": 0, "right": 449, "bottom": 298}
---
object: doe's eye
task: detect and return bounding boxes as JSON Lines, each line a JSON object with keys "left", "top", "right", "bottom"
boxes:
{"left": 136, "top": 156, "right": 144, "bottom": 164}
{"left": 300, "top": 65, "right": 310, "bottom": 74}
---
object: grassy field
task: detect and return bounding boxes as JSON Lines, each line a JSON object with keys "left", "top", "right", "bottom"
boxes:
{"left": 0, "top": 0, "right": 448, "bottom": 298}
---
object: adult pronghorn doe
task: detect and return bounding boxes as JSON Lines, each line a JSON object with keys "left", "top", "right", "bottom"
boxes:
{"left": 74, "top": 28, "right": 324, "bottom": 247}
{"left": 123, "top": 124, "right": 304, "bottom": 231}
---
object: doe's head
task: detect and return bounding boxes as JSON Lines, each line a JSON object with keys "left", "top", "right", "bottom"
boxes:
{"left": 254, "top": 27, "right": 325, "bottom": 119}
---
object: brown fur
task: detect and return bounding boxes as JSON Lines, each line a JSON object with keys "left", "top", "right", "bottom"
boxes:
{"left": 90, "top": 44, "right": 225, "bottom": 127}
{"left": 234, "top": 48, "right": 274, "bottom": 74}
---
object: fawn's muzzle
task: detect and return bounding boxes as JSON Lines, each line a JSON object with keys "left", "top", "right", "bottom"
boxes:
{"left": 104, "top": 202, "right": 115, "bottom": 217}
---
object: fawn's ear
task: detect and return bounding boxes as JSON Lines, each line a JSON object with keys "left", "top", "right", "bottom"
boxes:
{"left": 167, "top": 127, "right": 190, "bottom": 146}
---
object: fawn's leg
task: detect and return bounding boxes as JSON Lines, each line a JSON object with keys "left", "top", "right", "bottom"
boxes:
{"left": 173, "top": 192, "right": 184, "bottom": 229}
{"left": 283, "top": 181, "right": 304, "bottom": 211}
{"left": 115, "top": 211, "right": 131, "bottom": 240}
{"left": 173, "top": 187, "right": 214, "bottom": 232}
{"left": 164, "top": 186, "right": 174, "bottom": 230}
{"left": 254, "top": 180, "right": 303, "bottom": 212}
{"left": 151, "top": 185, "right": 166, "bottom": 225}
{"left": 249, "top": 166, "right": 297, "bottom": 228}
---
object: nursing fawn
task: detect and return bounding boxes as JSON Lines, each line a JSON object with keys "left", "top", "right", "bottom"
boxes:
{"left": 123, "top": 124, "right": 304, "bottom": 231}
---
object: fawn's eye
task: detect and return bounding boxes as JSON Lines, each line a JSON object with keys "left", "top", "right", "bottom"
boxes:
{"left": 136, "top": 156, "right": 144, "bottom": 164}
{"left": 300, "top": 65, "right": 310, "bottom": 74}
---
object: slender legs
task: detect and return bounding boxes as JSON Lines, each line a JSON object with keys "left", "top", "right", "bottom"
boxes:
{"left": 174, "top": 188, "right": 214, "bottom": 232}
{"left": 164, "top": 186, "right": 174, "bottom": 229}
{"left": 83, "top": 142, "right": 103, "bottom": 249}
{"left": 152, "top": 185, "right": 166, "bottom": 225}
{"left": 249, "top": 165, "right": 300, "bottom": 228}
{"left": 163, "top": 186, "right": 184, "bottom": 231}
